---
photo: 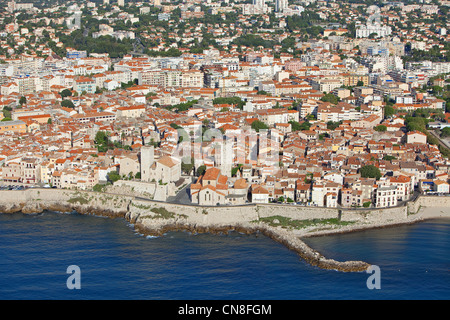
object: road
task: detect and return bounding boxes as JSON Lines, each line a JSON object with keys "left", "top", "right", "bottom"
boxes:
{"left": 166, "top": 183, "right": 192, "bottom": 205}
{"left": 429, "top": 129, "right": 450, "bottom": 149}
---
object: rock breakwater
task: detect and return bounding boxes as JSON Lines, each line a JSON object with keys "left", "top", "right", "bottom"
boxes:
{"left": 8, "top": 188, "right": 450, "bottom": 273}
{"left": 132, "top": 218, "right": 371, "bottom": 273}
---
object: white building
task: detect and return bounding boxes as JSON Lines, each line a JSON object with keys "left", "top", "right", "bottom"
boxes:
{"left": 375, "top": 185, "right": 398, "bottom": 208}
{"left": 356, "top": 23, "right": 392, "bottom": 38}
{"left": 275, "top": 0, "right": 288, "bottom": 12}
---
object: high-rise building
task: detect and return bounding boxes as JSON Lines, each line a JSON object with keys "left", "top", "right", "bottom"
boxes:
{"left": 253, "top": 0, "right": 265, "bottom": 9}
{"left": 140, "top": 146, "right": 154, "bottom": 182}
{"left": 275, "top": 0, "right": 288, "bottom": 12}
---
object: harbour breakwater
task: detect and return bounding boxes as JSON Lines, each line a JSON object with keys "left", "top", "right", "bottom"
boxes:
{"left": 1, "top": 188, "right": 449, "bottom": 272}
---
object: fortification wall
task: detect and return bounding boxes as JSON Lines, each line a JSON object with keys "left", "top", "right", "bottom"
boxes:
{"left": 0, "top": 189, "right": 132, "bottom": 217}
{"left": 2, "top": 189, "right": 449, "bottom": 273}
{"left": 415, "top": 196, "right": 450, "bottom": 208}
{"left": 256, "top": 204, "right": 339, "bottom": 220}
{"left": 128, "top": 199, "right": 258, "bottom": 226}
{"left": 1, "top": 189, "right": 448, "bottom": 228}
{"left": 340, "top": 205, "right": 408, "bottom": 224}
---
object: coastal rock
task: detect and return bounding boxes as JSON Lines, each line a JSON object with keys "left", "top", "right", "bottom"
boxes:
{"left": 22, "top": 202, "right": 43, "bottom": 214}
{"left": 133, "top": 218, "right": 370, "bottom": 273}
{"left": 7, "top": 188, "right": 449, "bottom": 273}
{"left": 0, "top": 202, "right": 24, "bottom": 214}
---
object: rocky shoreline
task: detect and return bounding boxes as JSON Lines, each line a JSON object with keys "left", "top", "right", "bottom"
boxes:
{"left": 131, "top": 220, "right": 371, "bottom": 273}
{"left": 1, "top": 189, "right": 449, "bottom": 273}
{"left": 0, "top": 201, "right": 127, "bottom": 218}
{"left": 0, "top": 197, "right": 371, "bottom": 273}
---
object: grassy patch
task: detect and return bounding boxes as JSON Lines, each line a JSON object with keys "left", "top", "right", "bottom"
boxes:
{"left": 258, "top": 215, "right": 355, "bottom": 230}
{"left": 139, "top": 207, "right": 189, "bottom": 220}
{"left": 149, "top": 207, "right": 176, "bottom": 219}
{"left": 67, "top": 196, "right": 90, "bottom": 205}
{"left": 132, "top": 202, "right": 152, "bottom": 210}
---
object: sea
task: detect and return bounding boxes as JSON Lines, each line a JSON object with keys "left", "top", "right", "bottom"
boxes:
{"left": 0, "top": 211, "right": 449, "bottom": 300}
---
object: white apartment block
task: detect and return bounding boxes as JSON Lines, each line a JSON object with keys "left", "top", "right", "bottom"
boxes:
{"left": 375, "top": 185, "right": 398, "bottom": 208}
{"left": 139, "top": 69, "right": 203, "bottom": 88}
{"left": 356, "top": 23, "right": 392, "bottom": 38}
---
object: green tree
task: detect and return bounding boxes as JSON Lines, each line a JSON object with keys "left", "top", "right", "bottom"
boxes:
{"left": 374, "top": 125, "right": 387, "bottom": 132}
{"left": 2, "top": 106, "right": 12, "bottom": 119}
{"left": 60, "top": 88, "right": 73, "bottom": 98}
{"left": 181, "top": 157, "right": 194, "bottom": 175}
{"left": 93, "top": 184, "right": 106, "bottom": 192}
{"left": 196, "top": 165, "right": 206, "bottom": 177}
{"left": 426, "top": 133, "right": 439, "bottom": 145}
{"left": 290, "top": 120, "right": 311, "bottom": 131}
{"left": 327, "top": 121, "right": 342, "bottom": 130}
{"left": 19, "top": 96, "right": 26, "bottom": 106}
{"left": 382, "top": 155, "right": 396, "bottom": 161}
{"left": 95, "top": 130, "right": 110, "bottom": 152}
{"left": 251, "top": 120, "right": 269, "bottom": 132}
{"left": 107, "top": 171, "right": 121, "bottom": 183}
{"left": 441, "top": 127, "right": 450, "bottom": 138}
{"left": 405, "top": 116, "right": 428, "bottom": 133}
{"left": 384, "top": 105, "right": 395, "bottom": 118}
{"left": 360, "top": 165, "right": 382, "bottom": 180}
{"left": 320, "top": 93, "right": 339, "bottom": 104}
{"left": 61, "top": 99, "right": 75, "bottom": 109}
{"left": 213, "top": 97, "right": 246, "bottom": 110}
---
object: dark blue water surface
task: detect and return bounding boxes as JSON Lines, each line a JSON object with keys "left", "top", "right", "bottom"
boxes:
{"left": 0, "top": 211, "right": 448, "bottom": 300}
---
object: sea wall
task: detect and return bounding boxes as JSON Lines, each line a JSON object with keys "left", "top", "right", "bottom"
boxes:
{"left": 126, "top": 199, "right": 370, "bottom": 272}
{"left": 2, "top": 188, "right": 449, "bottom": 273}
{"left": 413, "top": 195, "right": 450, "bottom": 209}
{"left": 127, "top": 199, "right": 258, "bottom": 228}
{"left": 0, "top": 188, "right": 132, "bottom": 217}
{"left": 2, "top": 188, "right": 448, "bottom": 224}
{"left": 257, "top": 203, "right": 339, "bottom": 220}
{"left": 340, "top": 205, "right": 408, "bottom": 224}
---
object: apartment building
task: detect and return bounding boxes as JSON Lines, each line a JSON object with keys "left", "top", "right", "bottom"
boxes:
{"left": 375, "top": 185, "right": 398, "bottom": 208}
{"left": 73, "top": 76, "right": 96, "bottom": 94}
{"left": 0, "top": 120, "right": 27, "bottom": 134}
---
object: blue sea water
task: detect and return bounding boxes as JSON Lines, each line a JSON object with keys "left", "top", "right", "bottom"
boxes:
{"left": 0, "top": 211, "right": 449, "bottom": 300}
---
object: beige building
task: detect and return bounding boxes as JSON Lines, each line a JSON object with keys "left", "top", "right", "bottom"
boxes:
{"left": 117, "top": 153, "right": 140, "bottom": 177}
{"left": 311, "top": 79, "right": 343, "bottom": 93}
{"left": 151, "top": 156, "right": 181, "bottom": 184}
{"left": 350, "top": 115, "right": 382, "bottom": 129}
{"left": 250, "top": 184, "right": 270, "bottom": 203}
{"left": 353, "top": 86, "right": 373, "bottom": 97}
{"left": 1, "top": 161, "right": 21, "bottom": 182}
{"left": 116, "top": 105, "right": 146, "bottom": 118}
{"left": 140, "top": 146, "right": 181, "bottom": 184}
{"left": 0, "top": 120, "right": 27, "bottom": 134}
{"left": 406, "top": 131, "right": 427, "bottom": 144}
{"left": 190, "top": 167, "right": 229, "bottom": 205}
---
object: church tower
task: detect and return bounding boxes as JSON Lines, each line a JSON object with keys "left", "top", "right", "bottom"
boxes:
{"left": 140, "top": 145, "right": 154, "bottom": 182}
